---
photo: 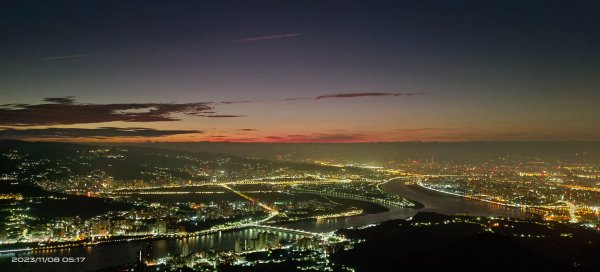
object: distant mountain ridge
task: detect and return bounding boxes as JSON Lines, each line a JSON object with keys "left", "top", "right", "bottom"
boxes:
{"left": 122, "top": 141, "right": 600, "bottom": 163}
{"left": 0, "top": 140, "right": 382, "bottom": 190}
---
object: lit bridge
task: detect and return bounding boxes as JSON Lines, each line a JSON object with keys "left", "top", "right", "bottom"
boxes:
{"left": 248, "top": 224, "right": 319, "bottom": 237}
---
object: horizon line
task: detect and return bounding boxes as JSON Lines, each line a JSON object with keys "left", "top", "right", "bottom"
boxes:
{"left": 3, "top": 139, "right": 600, "bottom": 144}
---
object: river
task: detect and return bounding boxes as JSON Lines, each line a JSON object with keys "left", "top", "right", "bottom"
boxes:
{"left": 279, "top": 178, "right": 527, "bottom": 232}
{"left": 0, "top": 178, "right": 527, "bottom": 271}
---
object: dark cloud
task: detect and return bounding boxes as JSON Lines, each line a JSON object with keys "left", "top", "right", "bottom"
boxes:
{"left": 238, "top": 128, "right": 257, "bottom": 131}
{"left": 0, "top": 97, "right": 218, "bottom": 126}
{"left": 315, "top": 92, "right": 425, "bottom": 99}
{"left": 282, "top": 97, "right": 310, "bottom": 101}
{"left": 283, "top": 92, "right": 425, "bottom": 101}
{"left": 204, "top": 115, "right": 246, "bottom": 118}
{"left": 217, "top": 100, "right": 257, "bottom": 105}
{"left": 235, "top": 33, "right": 301, "bottom": 42}
{"left": 1, "top": 92, "right": 420, "bottom": 127}
{"left": 395, "top": 128, "right": 455, "bottom": 133}
{"left": 263, "top": 133, "right": 366, "bottom": 143}
{"left": 202, "top": 133, "right": 366, "bottom": 143}
{"left": 43, "top": 97, "right": 76, "bottom": 104}
{"left": 0, "top": 127, "right": 202, "bottom": 139}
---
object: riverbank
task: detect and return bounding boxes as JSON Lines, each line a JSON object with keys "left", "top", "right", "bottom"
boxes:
{"left": 381, "top": 178, "right": 528, "bottom": 219}
{"left": 2, "top": 178, "right": 534, "bottom": 272}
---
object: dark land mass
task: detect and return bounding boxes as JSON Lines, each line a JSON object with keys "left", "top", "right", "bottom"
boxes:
{"left": 332, "top": 212, "right": 600, "bottom": 272}
{"left": 243, "top": 192, "right": 390, "bottom": 214}
{"left": 127, "top": 142, "right": 600, "bottom": 164}
{"left": 325, "top": 195, "right": 389, "bottom": 214}
{"left": 0, "top": 140, "right": 387, "bottom": 187}
{"left": 0, "top": 182, "right": 131, "bottom": 219}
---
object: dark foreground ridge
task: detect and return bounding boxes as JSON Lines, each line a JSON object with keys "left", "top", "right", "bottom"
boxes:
{"left": 332, "top": 212, "right": 600, "bottom": 272}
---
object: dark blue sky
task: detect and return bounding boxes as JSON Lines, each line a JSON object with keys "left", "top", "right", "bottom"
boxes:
{"left": 1, "top": 0, "right": 599, "bottom": 142}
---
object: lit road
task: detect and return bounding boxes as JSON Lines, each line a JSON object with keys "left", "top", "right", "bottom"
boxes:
{"left": 219, "top": 184, "right": 278, "bottom": 214}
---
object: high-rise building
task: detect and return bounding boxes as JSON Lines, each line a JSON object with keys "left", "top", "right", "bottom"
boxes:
{"left": 258, "top": 232, "right": 266, "bottom": 250}
{"left": 234, "top": 236, "right": 241, "bottom": 253}
{"left": 181, "top": 241, "right": 190, "bottom": 257}
{"left": 155, "top": 219, "right": 167, "bottom": 234}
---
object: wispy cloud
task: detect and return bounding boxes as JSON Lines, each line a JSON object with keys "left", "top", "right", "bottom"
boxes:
{"left": 395, "top": 128, "right": 455, "bottom": 133}
{"left": 315, "top": 92, "right": 425, "bottom": 99}
{"left": 42, "top": 53, "right": 98, "bottom": 61}
{"left": 0, "top": 127, "right": 202, "bottom": 139}
{"left": 200, "top": 132, "right": 368, "bottom": 143}
{"left": 285, "top": 92, "right": 426, "bottom": 101}
{"left": 43, "top": 96, "right": 76, "bottom": 104}
{"left": 262, "top": 133, "right": 367, "bottom": 143}
{"left": 203, "top": 114, "right": 246, "bottom": 118}
{"left": 219, "top": 92, "right": 426, "bottom": 104}
{"left": 217, "top": 100, "right": 257, "bottom": 105}
{"left": 235, "top": 33, "right": 301, "bottom": 42}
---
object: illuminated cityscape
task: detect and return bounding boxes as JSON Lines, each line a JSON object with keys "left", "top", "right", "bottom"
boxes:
{"left": 2, "top": 1, "right": 600, "bottom": 272}
{"left": 2, "top": 142, "right": 600, "bottom": 271}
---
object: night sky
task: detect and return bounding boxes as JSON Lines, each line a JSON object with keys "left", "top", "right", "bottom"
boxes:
{"left": 1, "top": 0, "right": 599, "bottom": 142}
